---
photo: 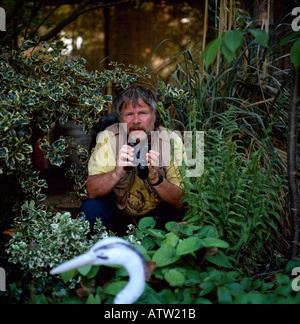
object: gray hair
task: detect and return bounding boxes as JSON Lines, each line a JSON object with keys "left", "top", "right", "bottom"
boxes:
{"left": 114, "top": 85, "right": 161, "bottom": 127}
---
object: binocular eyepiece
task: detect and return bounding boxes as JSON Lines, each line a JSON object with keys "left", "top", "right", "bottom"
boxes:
{"left": 124, "top": 141, "right": 151, "bottom": 180}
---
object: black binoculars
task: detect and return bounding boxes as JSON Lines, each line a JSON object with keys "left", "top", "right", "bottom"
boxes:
{"left": 124, "top": 141, "right": 151, "bottom": 180}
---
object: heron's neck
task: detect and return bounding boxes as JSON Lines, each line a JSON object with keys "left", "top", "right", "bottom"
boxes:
{"left": 114, "top": 256, "right": 145, "bottom": 304}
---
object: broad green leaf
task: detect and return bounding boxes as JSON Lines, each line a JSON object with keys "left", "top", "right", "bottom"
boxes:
{"left": 60, "top": 269, "right": 78, "bottom": 283}
{"left": 291, "top": 39, "right": 300, "bottom": 70}
{"left": 78, "top": 264, "right": 92, "bottom": 276}
{"left": 146, "top": 228, "right": 165, "bottom": 239}
{"left": 248, "top": 29, "right": 269, "bottom": 47}
{"left": 104, "top": 281, "right": 127, "bottom": 295}
{"left": 152, "top": 243, "right": 180, "bottom": 267}
{"left": 87, "top": 265, "right": 100, "bottom": 279}
{"left": 176, "top": 237, "right": 202, "bottom": 256}
{"left": 222, "top": 30, "right": 243, "bottom": 62}
{"left": 163, "top": 232, "right": 179, "bottom": 247}
{"left": 204, "top": 38, "right": 222, "bottom": 68}
{"left": 206, "top": 251, "right": 233, "bottom": 269}
{"left": 217, "top": 286, "right": 232, "bottom": 304}
{"left": 198, "top": 225, "right": 218, "bottom": 238}
{"left": 138, "top": 217, "right": 156, "bottom": 231}
{"left": 200, "top": 237, "right": 229, "bottom": 249}
{"left": 164, "top": 269, "right": 186, "bottom": 287}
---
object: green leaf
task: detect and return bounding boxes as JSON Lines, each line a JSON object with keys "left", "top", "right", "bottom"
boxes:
{"left": 152, "top": 243, "right": 180, "bottom": 267}
{"left": 87, "top": 265, "right": 100, "bottom": 279}
{"left": 204, "top": 38, "right": 222, "bottom": 68}
{"left": 164, "top": 269, "right": 186, "bottom": 287}
{"left": 200, "top": 237, "right": 229, "bottom": 249}
{"left": 86, "top": 294, "right": 101, "bottom": 304}
{"left": 205, "top": 251, "right": 233, "bottom": 269}
{"left": 217, "top": 286, "right": 232, "bottom": 304}
{"left": 0, "top": 147, "right": 8, "bottom": 158}
{"left": 138, "top": 217, "right": 156, "bottom": 231}
{"left": 104, "top": 281, "right": 127, "bottom": 295}
{"left": 78, "top": 265, "right": 92, "bottom": 276}
{"left": 248, "top": 29, "right": 269, "bottom": 48}
{"left": 15, "top": 153, "right": 25, "bottom": 161}
{"left": 60, "top": 269, "right": 78, "bottom": 283}
{"left": 145, "top": 228, "right": 165, "bottom": 239}
{"left": 176, "top": 237, "right": 203, "bottom": 256}
{"left": 291, "top": 39, "right": 300, "bottom": 70}
{"left": 222, "top": 30, "right": 243, "bottom": 62}
{"left": 43, "top": 63, "right": 50, "bottom": 72}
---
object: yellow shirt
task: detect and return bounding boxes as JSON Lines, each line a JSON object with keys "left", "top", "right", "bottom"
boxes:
{"left": 88, "top": 128, "right": 184, "bottom": 216}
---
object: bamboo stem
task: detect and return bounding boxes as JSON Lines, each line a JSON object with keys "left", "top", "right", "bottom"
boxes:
{"left": 289, "top": 67, "right": 300, "bottom": 259}
{"left": 201, "top": 0, "right": 209, "bottom": 84}
{"left": 263, "top": 0, "right": 270, "bottom": 78}
{"left": 202, "top": 0, "right": 208, "bottom": 51}
{"left": 216, "top": 0, "right": 225, "bottom": 75}
{"left": 228, "top": 0, "right": 233, "bottom": 30}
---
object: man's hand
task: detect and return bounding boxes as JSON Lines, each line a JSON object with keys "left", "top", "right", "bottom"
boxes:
{"left": 146, "top": 150, "right": 160, "bottom": 184}
{"left": 116, "top": 144, "right": 135, "bottom": 179}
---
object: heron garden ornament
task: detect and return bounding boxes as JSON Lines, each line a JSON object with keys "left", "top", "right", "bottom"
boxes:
{"left": 50, "top": 237, "right": 149, "bottom": 304}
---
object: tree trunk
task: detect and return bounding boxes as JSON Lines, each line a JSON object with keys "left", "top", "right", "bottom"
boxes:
{"left": 289, "top": 67, "right": 300, "bottom": 259}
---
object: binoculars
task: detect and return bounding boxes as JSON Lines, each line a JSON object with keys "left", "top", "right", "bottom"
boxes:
{"left": 124, "top": 140, "right": 151, "bottom": 180}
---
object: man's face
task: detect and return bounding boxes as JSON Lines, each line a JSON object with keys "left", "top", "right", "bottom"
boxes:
{"left": 120, "top": 98, "right": 155, "bottom": 140}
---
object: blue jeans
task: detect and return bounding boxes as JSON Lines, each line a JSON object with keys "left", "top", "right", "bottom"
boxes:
{"left": 80, "top": 196, "right": 185, "bottom": 235}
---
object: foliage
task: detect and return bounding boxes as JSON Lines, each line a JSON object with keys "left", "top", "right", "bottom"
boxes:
{"left": 1, "top": 17, "right": 299, "bottom": 303}
{"left": 178, "top": 114, "right": 288, "bottom": 273}
{"left": 7, "top": 214, "right": 300, "bottom": 304}
{"left": 6, "top": 200, "right": 109, "bottom": 279}
{"left": 0, "top": 38, "right": 150, "bottom": 208}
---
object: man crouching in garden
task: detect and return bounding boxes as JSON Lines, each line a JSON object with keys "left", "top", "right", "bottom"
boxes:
{"left": 81, "top": 85, "right": 186, "bottom": 234}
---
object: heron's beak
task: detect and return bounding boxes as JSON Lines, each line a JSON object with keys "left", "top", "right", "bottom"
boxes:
{"left": 50, "top": 253, "right": 95, "bottom": 275}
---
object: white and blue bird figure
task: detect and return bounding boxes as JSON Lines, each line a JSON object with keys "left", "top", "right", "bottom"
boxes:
{"left": 50, "top": 237, "right": 149, "bottom": 304}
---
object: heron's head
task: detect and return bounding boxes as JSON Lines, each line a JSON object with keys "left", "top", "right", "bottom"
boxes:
{"left": 50, "top": 237, "right": 151, "bottom": 304}
{"left": 50, "top": 237, "right": 148, "bottom": 275}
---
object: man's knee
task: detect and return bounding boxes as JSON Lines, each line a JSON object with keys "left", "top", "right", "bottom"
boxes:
{"left": 80, "top": 198, "right": 108, "bottom": 228}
